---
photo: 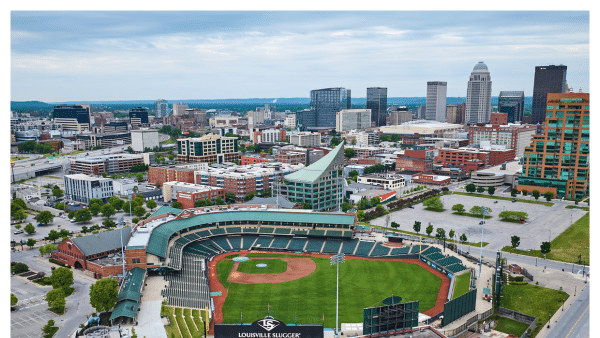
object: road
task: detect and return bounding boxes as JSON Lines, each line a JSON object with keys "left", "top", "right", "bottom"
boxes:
{"left": 545, "top": 284, "right": 589, "bottom": 338}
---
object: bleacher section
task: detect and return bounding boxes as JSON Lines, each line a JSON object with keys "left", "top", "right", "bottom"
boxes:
{"left": 326, "top": 230, "right": 342, "bottom": 237}
{"left": 258, "top": 227, "right": 275, "bottom": 234}
{"left": 274, "top": 228, "right": 292, "bottom": 235}
{"left": 445, "top": 263, "right": 468, "bottom": 273}
{"left": 410, "top": 245, "right": 428, "bottom": 254}
{"left": 241, "top": 235, "right": 259, "bottom": 249}
{"left": 426, "top": 252, "right": 445, "bottom": 262}
{"left": 243, "top": 228, "right": 258, "bottom": 233}
{"left": 342, "top": 231, "right": 353, "bottom": 238}
{"left": 421, "top": 246, "right": 441, "bottom": 256}
{"left": 227, "top": 236, "right": 242, "bottom": 250}
{"left": 287, "top": 238, "right": 307, "bottom": 251}
{"left": 305, "top": 238, "right": 325, "bottom": 252}
{"left": 225, "top": 227, "right": 242, "bottom": 234}
{"left": 210, "top": 237, "right": 232, "bottom": 251}
{"left": 354, "top": 241, "right": 376, "bottom": 256}
{"left": 210, "top": 228, "right": 226, "bottom": 236}
{"left": 269, "top": 237, "right": 291, "bottom": 250}
{"left": 340, "top": 238, "right": 359, "bottom": 255}
{"left": 162, "top": 253, "right": 210, "bottom": 309}
{"left": 308, "top": 230, "right": 326, "bottom": 237}
{"left": 322, "top": 240, "right": 342, "bottom": 254}
{"left": 292, "top": 230, "right": 308, "bottom": 236}
{"left": 196, "top": 230, "right": 211, "bottom": 238}
{"left": 253, "top": 236, "right": 275, "bottom": 248}
{"left": 436, "top": 256, "right": 462, "bottom": 267}
{"left": 389, "top": 247, "right": 411, "bottom": 256}
{"left": 369, "top": 242, "right": 391, "bottom": 257}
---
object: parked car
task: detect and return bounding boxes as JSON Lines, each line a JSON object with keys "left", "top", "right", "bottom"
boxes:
{"left": 494, "top": 201, "right": 498, "bottom": 204}
{"left": 13, "top": 230, "right": 24, "bottom": 234}
{"left": 512, "top": 199, "right": 517, "bottom": 202}
{"left": 479, "top": 221, "right": 485, "bottom": 225}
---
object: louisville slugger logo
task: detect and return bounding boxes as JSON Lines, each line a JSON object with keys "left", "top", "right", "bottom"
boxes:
{"left": 257, "top": 319, "right": 280, "bottom": 331}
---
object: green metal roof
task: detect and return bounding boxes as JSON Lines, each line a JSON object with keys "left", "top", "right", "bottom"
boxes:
{"left": 116, "top": 267, "right": 145, "bottom": 303}
{"left": 109, "top": 300, "right": 139, "bottom": 320}
{"left": 146, "top": 210, "right": 356, "bottom": 258}
{"left": 284, "top": 143, "right": 344, "bottom": 183}
{"left": 150, "top": 206, "right": 183, "bottom": 218}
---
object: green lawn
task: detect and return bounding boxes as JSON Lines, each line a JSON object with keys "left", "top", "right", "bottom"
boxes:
{"left": 217, "top": 253, "right": 441, "bottom": 327}
{"left": 500, "top": 283, "right": 569, "bottom": 337}
{"left": 237, "top": 259, "right": 287, "bottom": 274}
{"left": 43, "top": 326, "right": 59, "bottom": 338}
{"left": 452, "top": 192, "right": 554, "bottom": 206}
{"left": 493, "top": 316, "right": 531, "bottom": 337}
{"left": 502, "top": 213, "right": 589, "bottom": 264}
{"left": 369, "top": 225, "right": 489, "bottom": 248}
{"left": 162, "top": 306, "right": 181, "bottom": 338}
{"left": 452, "top": 273, "right": 470, "bottom": 299}
{"left": 452, "top": 212, "right": 493, "bottom": 219}
{"left": 565, "top": 205, "right": 589, "bottom": 211}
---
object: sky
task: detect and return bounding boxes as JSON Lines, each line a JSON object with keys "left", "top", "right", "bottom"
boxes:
{"left": 10, "top": 11, "right": 590, "bottom": 102}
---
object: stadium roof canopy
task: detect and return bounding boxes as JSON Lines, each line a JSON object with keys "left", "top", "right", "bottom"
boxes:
{"left": 284, "top": 143, "right": 344, "bottom": 183}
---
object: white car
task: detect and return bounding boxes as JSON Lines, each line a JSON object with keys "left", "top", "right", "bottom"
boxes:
{"left": 13, "top": 230, "right": 24, "bottom": 234}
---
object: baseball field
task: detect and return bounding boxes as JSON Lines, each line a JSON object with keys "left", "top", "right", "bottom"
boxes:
{"left": 214, "top": 252, "right": 444, "bottom": 328}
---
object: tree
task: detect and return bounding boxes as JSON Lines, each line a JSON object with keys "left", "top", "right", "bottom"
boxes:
{"left": 351, "top": 139, "right": 357, "bottom": 145}
{"left": 122, "top": 201, "right": 132, "bottom": 214}
{"left": 24, "top": 223, "right": 36, "bottom": 234}
{"left": 487, "top": 186, "right": 495, "bottom": 196}
{"left": 356, "top": 210, "right": 365, "bottom": 221}
{"left": 302, "top": 202, "right": 312, "bottom": 210}
{"left": 47, "top": 230, "right": 60, "bottom": 243}
{"left": 132, "top": 217, "right": 140, "bottom": 224}
{"left": 423, "top": 196, "right": 443, "bottom": 211}
{"left": 52, "top": 187, "right": 64, "bottom": 198}
{"left": 344, "top": 148, "right": 355, "bottom": 158}
{"left": 42, "top": 319, "right": 56, "bottom": 334}
{"left": 100, "top": 204, "right": 116, "bottom": 219}
{"left": 109, "top": 196, "right": 124, "bottom": 211}
{"left": 465, "top": 183, "right": 476, "bottom": 193}
{"left": 370, "top": 197, "right": 381, "bottom": 206}
{"left": 36, "top": 211, "right": 54, "bottom": 225}
{"left": 50, "top": 267, "right": 74, "bottom": 292}
{"left": 146, "top": 200, "right": 157, "bottom": 211}
{"left": 449, "top": 229, "right": 455, "bottom": 240}
{"left": 132, "top": 206, "right": 146, "bottom": 218}
{"left": 341, "top": 203, "right": 353, "bottom": 213}
{"left": 101, "top": 172, "right": 107, "bottom": 178}
{"left": 102, "top": 219, "right": 116, "bottom": 228}
{"left": 225, "top": 193, "right": 237, "bottom": 204}
{"left": 89, "top": 198, "right": 104, "bottom": 207}
{"left": 460, "top": 233, "right": 467, "bottom": 243}
{"left": 135, "top": 172, "right": 144, "bottom": 182}
{"left": 244, "top": 193, "right": 257, "bottom": 201}
{"left": 544, "top": 191, "right": 554, "bottom": 201}
{"left": 216, "top": 196, "right": 226, "bottom": 205}
{"left": 348, "top": 170, "right": 358, "bottom": 177}
{"left": 89, "top": 278, "right": 119, "bottom": 313}
{"left": 26, "top": 238, "right": 36, "bottom": 249}
{"left": 435, "top": 228, "right": 446, "bottom": 239}
{"left": 15, "top": 224, "right": 22, "bottom": 230}
{"left": 357, "top": 198, "right": 370, "bottom": 210}
{"left": 511, "top": 189, "right": 518, "bottom": 197}
{"left": 171, "top": 201, "right": 182, "bottom": 209}
{"left": 12, "top": 198, "right": 28, "bottom": 210}
{"left": 126, "top": 146, "right": 134, "bottom": 153}
{"left": 511, "top": 236, "right": 520, "bottom": 249}
{"left": 11, "top": 294, "right": 18, "bottom": 307}
{"left": 75, "top": 209, "right": 92, "bottom": 223}
{"left": 12, "top": 263, "right": 29, "bottom": 274}
{"left": 89, "top": 203, "right": 101, "bottom": 216}
{"left": 46, "top": 288, "right": 65, "bottom": 313}
{"left": 12, "top": 208, "right": 27, "bottom": 222}
{"left": 499, "top": 211, "right": 529, "bottom": 222}
{"left": 521, "top": 189, "right": 528, "bottom": 196}
{"left": 195, "top": 199, "right": 208, "bottom": 208}
{"left": 425, "top": 224, "right": 434, "bottom": 237}
{"left": 451, "top": 204, "right": 465, "bottom": 214}
{"left": 413, "top": 221, "right": 421, "bottom": 234}
{"left": 39, "top": 244, "right": 57, "bottom": 257}
{"left": 476, "top": 186, "right": 485, "bottom": 193}
{"left": 540, "top": 241, "right": 551, "bottom": 257}
{"left": 55, "top": 202, "right": 66, "bottom": 211}
{"left": 390, "top": 221, "right": 399, "bottom": 230}
{"left": 469, "top": 206, "right": 491, "bottom": 216}
{"left": 532, "top": 190, "right": 540, "bottom": 200}
{"left": 67, "top": 210, "right": 75, "bottom": 219}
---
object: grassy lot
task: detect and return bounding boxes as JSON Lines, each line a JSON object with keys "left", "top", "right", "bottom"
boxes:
{"left": 183, "top": 308, "right": 202, "bottom": 338}
{"left": 192, "top": 309, "right": 208, "bottom": 334}
{"left": 499, "top": 283, "right": 569, "bottom": 337}
{"left": 217, "top": 253, "right": 441, "bottom": 327}
{"left": 175, "top": 307, "right": 192, "bottom": 338}
{"left": 237, "top": 259, "right": 287, "bottom": 274}
{"left": 161, "top": 305, "right": 181, "bottom": 338}
{"left": 369, "top": 224, "right": 489, "bottom": 248}
{"left": 452, "top": 273, "right": 471, "bottom": 299}
{"left": 424, "top": 208, "right": 446, "bottom": 212}
{"left": 493, "top": 315, "right": 531, "bottom": 337}
{"left": 43, "top": 326, "right": 59, "bottom": 338}
{"left": 502, "top": 213, "right": 589, "bottom": 264}
{"left": 452, "top": 212, "right": 493, "bottom": 219}
{"left": 452, "top": 192, "right": 554, "bottom": 207}
{"left": 565, "top": 205, "right": 589, "bottom": 211}
{"left": 11, "top": 156, "right": 27, "bottom": 161}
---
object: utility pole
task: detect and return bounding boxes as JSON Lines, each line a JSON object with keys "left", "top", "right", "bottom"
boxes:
{"left": 330, "top": 253, "right": 345, "bottom": 338}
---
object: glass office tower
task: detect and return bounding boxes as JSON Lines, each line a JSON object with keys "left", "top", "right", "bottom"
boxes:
{"left": 367, "top": 87, "right": 387, "bottom": 127}
{"left": 309, "top": 88, "right": 351, "bottom": 129}
{"left": 531, "top": 65, "right": 567, "bottom": 125}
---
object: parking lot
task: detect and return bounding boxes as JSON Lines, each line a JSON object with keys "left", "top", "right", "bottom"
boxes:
{"left": 371, "top": 194, "right": 587, "bottom": 252}
{"left": 11, "top": 276, "right": 57, "bottom": 338}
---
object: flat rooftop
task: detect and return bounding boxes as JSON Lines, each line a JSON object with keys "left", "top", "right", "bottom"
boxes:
{"left": 64, "top": 174, "right": 112, "bottom": 181}
{"left": 476, "top": 161, "right": 522, "bottom": 175}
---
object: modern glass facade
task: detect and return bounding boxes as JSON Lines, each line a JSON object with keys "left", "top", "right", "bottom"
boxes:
{"left": 309, "top": 88, "right": 351, "bottom": 129}
{"left": 129, "top": 107, "right": 149, "bottom": 124}
{"left": 367, "top": 87, "right": 387, "bottom": 127}
{"left": 498, "top": 91, "right": 525, "bottom": 123}
{"left": 518, "top": 93, "right": 589, "bottom": 200}
{"left": 52, "top": 105, "right": 91, "bottom": 124}
{"left": 531, "top": 65, "right": 567, "bottom": 124}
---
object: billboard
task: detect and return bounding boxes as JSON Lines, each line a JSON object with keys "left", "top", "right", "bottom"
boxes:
{"left": 215, "top": 316, "right": 324, "bottom": 338}
{"left": 363, "top": 300, "right": 419, "bottom": 335}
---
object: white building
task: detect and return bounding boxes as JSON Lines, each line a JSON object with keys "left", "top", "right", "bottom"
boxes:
{"left": 357, "top": 173, "right": 405, "bottom": 190}
{"left": 64, "top": 174, "right": 114, "bottom": 205}
{"left": 172, "top": 102, "right": 189, "bottom": 116}
{"left": 426, "top": 81, "right": 447, "bottom": 122}
{"left": 335, "top": 109, "right": 371, "bottom": 132}
{"left": 209, "top": 116, "right": 239, "bottom": 128}
{"left": 285, "top": 114, "right": 296, "bottom": 129}
{"left": 465, "top": 61, "right": 492, "bottom": 124}
{"left": 345, "top": 130, "right": 379, "bottom": 145}
{"left": 131, "top": 129, "right": 159, "bottom": 152}
{"left": 113, "top": 178, "right": 137, "bottom": 196}
{"left": 289, "top": 132, "right": 321, "bottom": 147}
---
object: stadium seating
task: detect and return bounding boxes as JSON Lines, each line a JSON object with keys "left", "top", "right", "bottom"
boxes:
{"left": 227, "top": 236, "right": 242, "bottom": 250}
{"left": 287, "top": 238, "right": 307, "bottom": 251}
{"left": 241, "top": 235, "right": 259, "bottom": 249}
{"left": 243, "top": 228, "right": 258, "bottom": 233}
{"left": 426, "top": 252, "right": 445, "bottom": 262}
{"left": 225, "top": 227, "right": 242, "bottom": 234}
{"left": 258, "top": 227, "right": 275, "bottom": 234}
{"left": 354, "top": 241, "right": 376, "bottom": 256}
{"left": 196, "top": 230, "right": 212, "bottom": 238}
{"left": 210, "top": 228, "right": 226, "bottom": 236}
{"left": 342, "top": 231, "right": 353, "bottom": 238}
{"left": 445, "top": 263, "right": 468, "bottom": 273}
{"left": 321, "top": 240, "right": 342, "bottom": 254}
{"left": 410, "top": 245, "right": 428, "bottom": 253}
{"left": 269, "top": 237, "right": 291, "bottom": 249}
{"left": 254, "top": 236, "right": 275, "bottom": 248}
{"left": 325, "top": 230, "right": 342, "bottom": 237}
{"left": 369, "top": 243, "right": 391, "bottom": 257}
{"left": 340, "top": 238, "right": 359, "bottom": 255}
{"left": 304, "top": 238, "right": 325, "bottom": 252}
{"left": 274, "top": 228, "right": 292, "bottom": 235}
{"left": 292, "top": 229, "right": 308, "bottom": 236}
{"left": 436, "top": 256, "right": 462, "bottom": 267}
{"left": 308, "top": 229, "right": 326, "bottom": 237}
{"left": 389, "top": 247, "right": 411, "bottom": 255}
{"left": 210, "top": 236, "right": 233, "bottom": 251}
{"left": 421, "top": 246, "right": 441, "bottom": 256}
{"left": 162, "top": 253, "right": 210, "bottom": 309}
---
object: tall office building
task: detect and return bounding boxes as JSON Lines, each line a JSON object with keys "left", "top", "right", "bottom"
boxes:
{"left": 335, "top": 109, "right": 371, "bottom": 132}
{"left": 367, "top": 87, "right": 387, "bottom": 127}
{"left": 129, "top": 107, "right": 149, "bottom": 125}
{"left": 306, "top": 88, "right": 351, "bottom": 130}
{"left": 389, "top": 106, "right": 412, "bottom": 125}
{"left": 52, "top": 104, "right": 92, "bottom": 132}
{"left": 531, "top": 65, "right": 567, "bottom": 124}
{"left": 154, "top": 99, "right": 169, "bottom": 118}
{"left": 465, "top": 61, "right": 492, "bottom": 124}
{"left": 426, "top": 82, "right": 447, "bottom": 122}
{"left": 417, "top": 105, "right": 426, "bottom": 119}
{"left": 172, "top": 102, "right": 189, "bottom": 116}
{"left": 498, "top": 91, "right": 525, "bottom": 123}
{"left": 517, "top": 92, "right": 589, "bottom": 200}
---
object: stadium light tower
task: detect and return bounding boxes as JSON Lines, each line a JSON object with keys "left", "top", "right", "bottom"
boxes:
{"left": 330, "top": 253, "right": 345, "bottom": 338}
{"left": 479, "top": 206, "right": 486, "bottom": 278}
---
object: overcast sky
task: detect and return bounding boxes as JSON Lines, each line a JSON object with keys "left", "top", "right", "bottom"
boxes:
{"left": 11, "top": 11, "right": 589, "bottom": 102}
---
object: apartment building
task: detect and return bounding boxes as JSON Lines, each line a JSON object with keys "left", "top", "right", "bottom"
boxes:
{"left": 64, "top": 174, "right": 114, "bottom": 204}
{"left": 69, "top": 154, "right": 144, "bottom": 175}
{"left": 177, "top": 134, "right": 239, "bottom": 163}
{"left": 468, "top": 123, "right": 536, "bottom": 158}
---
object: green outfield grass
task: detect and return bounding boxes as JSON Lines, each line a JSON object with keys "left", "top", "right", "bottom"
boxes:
{"left": 237, "top": 259, "right": 287, "bottom": 274}
{"left": 217, "top": 253, "right": 441, "bottom": 328}
{"left": 452, "top": 273, "right": 470, "bottom": 299}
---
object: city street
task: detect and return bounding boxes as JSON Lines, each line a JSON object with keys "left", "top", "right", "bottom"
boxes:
{"left": 545, "top": 285, "right": 589, "bottom": 338}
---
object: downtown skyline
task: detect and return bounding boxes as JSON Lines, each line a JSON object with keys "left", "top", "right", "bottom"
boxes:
{"left": 11, "top": 11, "right": 589, "bottom": 102}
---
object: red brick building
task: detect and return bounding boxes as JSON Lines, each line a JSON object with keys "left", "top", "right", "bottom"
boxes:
{"left": 486, "top": 149, "right": 516, "bottom": 166}
{"left": 396, "top": 157, "right": 433, "bottom": 173}
{"left": 176, "top": 188, "right": 226, "bottom": 209}
{"left": 148, "top": 166, "right": 196, "bottom": 187}
{"left": 241, "top": 154, "right": 271, "bottom": 165}
{"left": 435, "top": 148, "right": 489, "bottom": 167}
{"left": 275, "top": 151, "right": 306, "bottom": 165}
{"left": 490, "top": 113, "right": 508, "bottom": 125}
{"left": 412, "top": 173, "right": 451, "bottom": 186}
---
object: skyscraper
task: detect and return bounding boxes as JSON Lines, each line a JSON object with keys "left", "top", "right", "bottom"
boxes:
{"left": 129, "top": 107, "right": 149, "bottom": 125}
{"left": 307, "top": 88, "right": 351, "bottom": 130}
{"left": 366, "top": 87, "right": 387, "bottom": 127}
{"left": 154, "top": 99, "right": 169, "bottom": 118}
{"left": 498, "top": 91, "right": 525, "bottom": 123}
{"left": 52, "top": 104, "right": 92, "bottom": 132}
{"left": 465, "top": 62, "right": 492, "bottom": 124}
{"left": 426, "top": 81, "right": 447, "bottom": 122}
{"left": 531, "top": 65, "right": 567, "bottom": 124}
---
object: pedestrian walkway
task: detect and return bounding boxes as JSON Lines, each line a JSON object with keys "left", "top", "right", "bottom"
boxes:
{"left": 134, "top": 301, "right": 167, "bottom": 338}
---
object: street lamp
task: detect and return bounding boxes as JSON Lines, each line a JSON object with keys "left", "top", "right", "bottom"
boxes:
{"left": 330, "top": 253, "right": 345, "bottom": 338}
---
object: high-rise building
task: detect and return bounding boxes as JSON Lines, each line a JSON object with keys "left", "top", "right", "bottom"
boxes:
{"left": 426, "top": 82, "right": 447, "bottom": 122}
{"left": 154, "top": 99, "right": 169, "bottom": 118}
{"left": 445, "top": 105, "right": 461, "bottom": 124}
{"left": 52, "top": 104, "right": 92, "bottom": 132}
{"left": 129, "top": 107, "right": 149, "bottom": 125}
{"left": 389, "top": 106, "right": 412, "bottom": 125}
{"left": 172, "top": 102, "right": 189, "bottom": 116}
{"left": 177, "top": 134, "right": 239, "bottom": 163}
{"left": 307, "top": 88, "right": 351, "bottom": 129}
{"left": 465, "top": 62, "right": 492, "bottom": 124}
{"left": 335, "top": 109, "right": 371, "bottom": 132}
{"left": 367, "top": 87, "right": 387, "bottom": 127}
{"left": 531, "top": 65, "right": 568, "bottom": 124}
{"left": 517, "top": 93, "right": 589, "bottom": 200}
{"left": 417, "top": 105, "right": 426, "bottom": 119}
{"left": 498, "top": 91, "right": 525, "bottom": 123}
